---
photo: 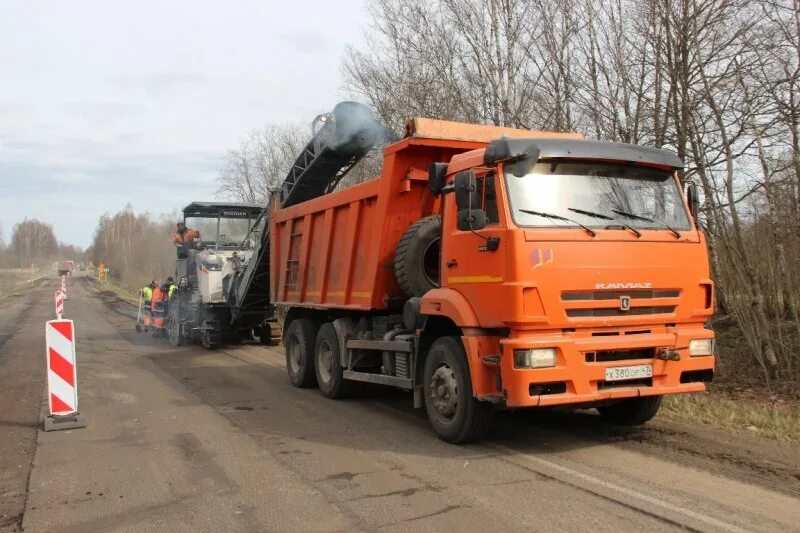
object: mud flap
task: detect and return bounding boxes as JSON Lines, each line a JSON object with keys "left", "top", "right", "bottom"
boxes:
{"left": 332, "top": 317, "right": 357, "bottom": 368}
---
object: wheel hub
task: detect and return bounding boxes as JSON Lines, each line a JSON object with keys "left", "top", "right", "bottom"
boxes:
{"left": 430, "top": 364, "right": 458, "bottom": 420}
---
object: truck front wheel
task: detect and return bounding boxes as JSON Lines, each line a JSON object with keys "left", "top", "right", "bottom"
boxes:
{"left": 284, "top": 319, "right": 317, "bottom": 388}
{"left": 423, "top": 336, "right": 493, "bottom": 443}
{"left": 315, "top": 323, "right": 355, "bottom": 399}
{"left": 597, "top": 396, "right": 662, "bottom": 425}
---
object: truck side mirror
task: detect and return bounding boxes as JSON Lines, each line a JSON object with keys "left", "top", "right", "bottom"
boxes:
{"left": 457, "top": 209, "right": 487, "bottom": 231}
{"left": 455, "top": 171, "right": 480, "bottom": 210}
{"left": 685, "top": 180, "right": 700, "bottom": 220}
{"left": 428, "top": 163, "right": 448, "bottom": 196}
{"left": 484, "top": 138, "right": 540, "bottom": 177}
{"left": 455, "top": 171, "right": 487, "bottom": 230}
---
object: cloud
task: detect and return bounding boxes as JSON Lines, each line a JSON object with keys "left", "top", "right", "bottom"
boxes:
{"left": 107, "top": 71, "right": 208, "bottom": 96}
{"left": 0, "top": 138, "right": 222, "bottom": 247}
{"left": 0, "top": 0, "right": 370, "bottom": 247}
{"left": 63, "top": 100, "right": 145, "bottom": 122}
{"left": 280, "top": 31, "right": 333, "bottom": 55}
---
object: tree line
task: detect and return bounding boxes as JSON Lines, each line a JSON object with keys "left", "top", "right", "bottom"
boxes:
{"left": 85, "top": 206, "right": 177, "bottom": 294}
{"left": 217, "top": 0, "right": 800, "bottom": 389}
{"left": 0, "top": 219, "right": 82, "bottom": 270}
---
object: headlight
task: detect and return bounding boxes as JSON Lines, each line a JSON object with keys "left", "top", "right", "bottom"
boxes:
{"left": 514, "top": 348, "right": 556, "bottom": 368}
{"left": 688, "top": 339, "right": 714, "bottom": 356}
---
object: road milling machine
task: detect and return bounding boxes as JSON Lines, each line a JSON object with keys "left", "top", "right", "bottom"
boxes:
{"left": 166, "top": 202, "right": 274, "bottom": 348}
{"left": 167, "top": 102, "right": 387, "bottom": 349}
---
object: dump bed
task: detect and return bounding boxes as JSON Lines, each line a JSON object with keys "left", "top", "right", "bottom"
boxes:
{"left": 58, "top": 261, "right": 74, "bottom": 274}
{"left": 270, "top": 137, "right": 484, "bottom": 310}
{"left": 269, "top": 117, "right": 583, "bottom": 311}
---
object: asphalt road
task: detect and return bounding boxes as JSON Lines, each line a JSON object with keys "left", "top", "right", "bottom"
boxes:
{"left": 1, "top": 277, "right": 799, "bottom": 532}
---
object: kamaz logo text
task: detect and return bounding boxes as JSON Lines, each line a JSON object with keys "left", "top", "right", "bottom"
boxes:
{"left": 595, "top": 282, "right": 652, "bottom": 290}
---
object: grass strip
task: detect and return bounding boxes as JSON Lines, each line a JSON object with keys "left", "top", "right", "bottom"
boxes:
{"left": 662, "top": 392, "right": 800, "bottom": 442}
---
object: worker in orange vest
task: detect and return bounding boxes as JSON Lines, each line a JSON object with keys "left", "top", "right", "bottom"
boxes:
{"left": 172, "top": 222, "right": 201, "bottom": 258}
{"left": 150, "top": 284, "right": 168, "bottom": 337}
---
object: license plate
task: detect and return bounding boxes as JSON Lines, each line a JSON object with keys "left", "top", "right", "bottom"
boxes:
{"left": 604, "top": 364, "right": 653, "bottom": 382}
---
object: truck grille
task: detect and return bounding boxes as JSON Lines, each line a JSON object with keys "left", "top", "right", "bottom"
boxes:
{"left": 562, "top": 289, "right": 680, "bottom": 301}
{"left": 562, "top": 289, "right": 679, "bottom": 318}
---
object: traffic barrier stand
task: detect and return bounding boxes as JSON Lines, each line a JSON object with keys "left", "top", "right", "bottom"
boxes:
{"left": 44, "top": 319, "right": 86, "bottom": 431}
{"left": 54, "top": 290, "right": 64, "bottom": 319}
{"left": 61, "top": 274, "right": 68, "bottom": 300}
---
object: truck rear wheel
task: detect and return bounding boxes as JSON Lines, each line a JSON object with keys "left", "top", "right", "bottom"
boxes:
{"left": 315, "top": 323, "right": 355, "bottom": 399}
{"left": 284, "top": 319, "right": 317, "bottom": 388}
{"left": 394, "top": 215, "right": 441, "bottom": 298}
{"left": 597, "top": 396, "right": 662, "bottom": 425}
{"left": 423, "top": 336, "right": 493, "bottom": 443}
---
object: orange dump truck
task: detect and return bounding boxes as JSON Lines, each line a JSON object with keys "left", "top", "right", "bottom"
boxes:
{"left": 271, "top": 113, "right": 715, "bottom": 443}
{"left": 57, "top": 260, "right": 74, "bottom": 276}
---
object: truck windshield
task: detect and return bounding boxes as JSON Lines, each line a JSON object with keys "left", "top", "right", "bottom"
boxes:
{"left": 185, "top": 217, "right": 253, "bottom": 246}
{"left": 504, "top": 161, "right": 691, "bottom": 231}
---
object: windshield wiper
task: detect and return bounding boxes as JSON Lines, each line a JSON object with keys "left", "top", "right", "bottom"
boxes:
{"left": 519, "top": 209, "right": 596, "bottom": 237}
{"left": 568, "top": 207, "right": 642, "bottom": 238}
{"left": 611, "top": 209, "right": 681, "bottom": 239}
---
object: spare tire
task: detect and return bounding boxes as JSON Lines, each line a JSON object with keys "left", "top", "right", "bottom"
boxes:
{"left": 394, "top": 215, "right": 441, "bottom": 297}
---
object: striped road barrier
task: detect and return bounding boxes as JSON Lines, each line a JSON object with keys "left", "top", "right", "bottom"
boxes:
{"left": 44, "top": 319, "right": 86, "bottom": 431}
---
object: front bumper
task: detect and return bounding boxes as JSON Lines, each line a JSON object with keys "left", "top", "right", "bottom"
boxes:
{"left": 498, "top": 326, "right": 715, "bottom": 408}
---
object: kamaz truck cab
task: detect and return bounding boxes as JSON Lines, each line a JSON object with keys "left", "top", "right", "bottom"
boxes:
{"left": 423, "top": 137, "right": 715, "bottom": 430}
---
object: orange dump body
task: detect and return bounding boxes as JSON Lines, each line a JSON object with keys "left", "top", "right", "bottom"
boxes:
{"left": 270, "top": 120, "right": 580, "bottom": 310}
{"left": 270, "top": 137, "right": 482, "bottom": 309}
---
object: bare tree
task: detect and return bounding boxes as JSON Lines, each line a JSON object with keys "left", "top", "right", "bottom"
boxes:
{"left": 88, "top": 207, "right": 177, "bottom": 292}
{"left": 10, "top": 218, "right": 58, "bottom": 268}
{"left": 217, "top": 123, "right": 307, "bottom": 203}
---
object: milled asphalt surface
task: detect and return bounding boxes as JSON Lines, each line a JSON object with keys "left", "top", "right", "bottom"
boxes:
{"left": 1, "top": 276, "right": 800, "bottom": 532}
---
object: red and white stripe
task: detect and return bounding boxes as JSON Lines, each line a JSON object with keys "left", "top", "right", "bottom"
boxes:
{"left": 61, "top": 275, "right": 67, "bottom": 298}
{"left": 54, "top": 290, "right": 64, "bottom": 318}
{"left": 45, "top": 319, "right": 78, "bottom": 415}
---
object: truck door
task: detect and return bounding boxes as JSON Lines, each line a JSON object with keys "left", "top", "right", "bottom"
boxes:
{"left": 442, "top": 171, "right": 507, "bottom": 327}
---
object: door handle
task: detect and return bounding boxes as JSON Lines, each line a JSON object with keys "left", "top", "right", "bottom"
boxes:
{"left": 446, "top": 259, "right": 458, "bottom": 268}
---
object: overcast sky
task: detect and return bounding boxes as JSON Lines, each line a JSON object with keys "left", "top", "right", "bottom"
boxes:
{"left": 0, "top": 0, "right": 369, "bottom": 248}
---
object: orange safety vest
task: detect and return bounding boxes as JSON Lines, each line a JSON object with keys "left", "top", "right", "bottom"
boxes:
{"left": 150, "top": 287, "right": 164, "bottom": 311}
{"left": 173, "top": 228, "right": 199, "bottom": 244}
